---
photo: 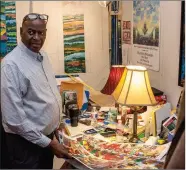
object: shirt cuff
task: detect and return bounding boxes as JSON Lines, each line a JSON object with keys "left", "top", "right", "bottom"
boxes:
{"left": 36, "top": 134, "right": 51, "bottom": 148}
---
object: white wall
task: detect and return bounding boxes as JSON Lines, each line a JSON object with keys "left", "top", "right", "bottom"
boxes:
{"left": 15, "top": 1, "right": 110, "bottom": 90}
{"left": 122, "top": 1, "right": 183, "bottom": 107}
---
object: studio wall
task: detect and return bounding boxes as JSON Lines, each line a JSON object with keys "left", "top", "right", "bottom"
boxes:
{"left": 15, "top": 1, "right": 110, "bottom": 90}
{"left": 122, "top": 1, "right": 183, "bottom": 107}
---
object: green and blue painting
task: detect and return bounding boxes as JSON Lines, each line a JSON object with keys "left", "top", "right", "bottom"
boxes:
{"left": 0, "top": 0, "right": 17, "bottom": 61}
{"left": 63, "top": 14, "right": 86, "bottom": 73}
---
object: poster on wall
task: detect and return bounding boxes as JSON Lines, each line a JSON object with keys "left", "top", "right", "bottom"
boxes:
{"left": 0, "top": 0, "right": 17, "bottom": 61}
{"left": 132, "top": 0, "right": 160, "bottom": 71}
{"left": 122, "top": 21, "right": 131, "bottom": 44}
{"left": 63, "top": 14, "right": 86, "bottom": 73}
{"left": 178, "top": 1, "right": 185, "bottom": 87}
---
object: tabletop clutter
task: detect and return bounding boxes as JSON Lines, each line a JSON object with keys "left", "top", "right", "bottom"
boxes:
{"left": 57, "top": 90, "right": 176, "bottom": 169}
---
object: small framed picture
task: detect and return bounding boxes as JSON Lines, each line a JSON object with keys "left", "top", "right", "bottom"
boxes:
{"left": 126, "top": 21, "right": 131, "bottom": 29}
{"left": 123, "top": 32, "right": 131, "bottom": 40}
{"left": 123, "top": 21, "right": 127, "bottom": 29}
{"left": 123, "top": 21, "right": 131, "bottom": 30}
{"left": 163, "top": 114, "right": 177, "bottom": 135}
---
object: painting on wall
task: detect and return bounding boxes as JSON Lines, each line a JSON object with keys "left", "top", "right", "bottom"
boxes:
{"left": 0, "top": 0, "right": 7, "bottom": 60}
{"left": 5, "top": 1, "right": 17, "bottom": 53}
{"left": 133, "top": 1, "right": 159, "bottom": 47}
{"left": 63, "top": 14, "right": 86, "bottom": 73}
{"left": 132, "top": 0, "right": 160, "bottom": 71}
{"left": 0, "top": 0, "right": 17, "bottom": 61}
{"left": 178, "top": 1, "right": 185, "bottom": 87}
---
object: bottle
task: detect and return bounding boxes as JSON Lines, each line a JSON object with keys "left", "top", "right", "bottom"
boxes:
{"left": 145, "top": 117, "right": 152, "bottom": 138}
{"left": 116, "top": 120, "right": 124, "bottom": 142}
{"left": 121, "top": 107, "right": 127, "bottom": 125}
{"left": 91, "top": 107, "right": 98, "bottom": 127}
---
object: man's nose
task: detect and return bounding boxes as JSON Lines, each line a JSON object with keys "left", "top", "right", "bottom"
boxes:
{"left": 33, "top": 33, "right": 40, "bottom": 40}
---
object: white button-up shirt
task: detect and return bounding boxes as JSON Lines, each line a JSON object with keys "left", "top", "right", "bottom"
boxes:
{"left": 1, "top": 42, "right": 62, "bottom": 147}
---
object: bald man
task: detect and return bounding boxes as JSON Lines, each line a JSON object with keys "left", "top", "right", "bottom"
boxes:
{"left": 1, "top": 13, "right": 70, "bottom": 168}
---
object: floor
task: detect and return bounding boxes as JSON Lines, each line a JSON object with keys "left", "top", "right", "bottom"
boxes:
{"left": 53, "top": 157, "right": 65, "bottom": 169}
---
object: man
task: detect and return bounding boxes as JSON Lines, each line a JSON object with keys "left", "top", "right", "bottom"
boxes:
{"left": 164, "top": 89, "right": 185, "bottom": 169}
{"left": 0, "top": 105, "right": 9, "bottom": 169}
{"left": 1, "top": 13, "right": 70, "bottom": 169}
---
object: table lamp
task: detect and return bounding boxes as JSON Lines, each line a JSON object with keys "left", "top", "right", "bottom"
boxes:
{"left": 101, "top": 65, "right": 125, "bottom": 95}
{"left": 112, "top": 65, "right": 157, "bottom": 143}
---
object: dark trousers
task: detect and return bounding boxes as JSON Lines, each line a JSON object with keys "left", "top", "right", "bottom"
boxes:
{"left": 1, "top": 126, "right": 9, "bottom": 168}
{"left": 5, "top": 132, "right": 54, "bottom": 169}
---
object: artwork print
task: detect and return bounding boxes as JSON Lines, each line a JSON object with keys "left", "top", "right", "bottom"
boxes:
{"left": 133, "top": 1, "right": 160, "bottom": 47}
{"left": 122, "top": 21, "right": 131, "bottom": 44}
{"left": 178, "top": 1, "right": 185, "bottom": 87}
{"left": 0, "top": 1, "right": 7, "bottom": 60}
{"left": 132, "top": 0, "right": 160, "bottom": 71}
{"left": 0, "top": 0, "right": 17, "bottom": 61}
{"left": 63, "top": 14, "right": 86, "bottom": 73}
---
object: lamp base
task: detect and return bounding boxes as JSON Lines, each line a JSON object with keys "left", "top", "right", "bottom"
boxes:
{"left": 129, "top": 135, "right": 140, "bottom": 143}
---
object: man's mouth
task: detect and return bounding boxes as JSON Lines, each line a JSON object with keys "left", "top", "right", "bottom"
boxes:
{"left": 31, "top": 43, "right": 41, "bottom": 48}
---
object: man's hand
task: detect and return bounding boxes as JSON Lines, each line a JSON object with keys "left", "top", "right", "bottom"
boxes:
{"left": 49, "top": 137, "right": 72, "bottom": 159}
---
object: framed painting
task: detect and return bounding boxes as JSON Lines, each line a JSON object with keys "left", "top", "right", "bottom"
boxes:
{"left": 178, "top": 1, "right": 185, "bottom": 87}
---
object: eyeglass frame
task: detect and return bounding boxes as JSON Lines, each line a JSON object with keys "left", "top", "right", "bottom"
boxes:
{"left": 22, "top": 13, "right": 49, "bottom": 24}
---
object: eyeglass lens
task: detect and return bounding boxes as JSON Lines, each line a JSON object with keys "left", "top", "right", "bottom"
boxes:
{"left": 39, "top": 15, "right": 48, "bottom": 20}
{"left": 27, "top": 14, "right": 48, "bottom": 20}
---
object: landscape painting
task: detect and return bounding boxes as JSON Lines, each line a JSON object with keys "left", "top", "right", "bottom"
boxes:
{"left": 63, "top": 14, "right": 86, "bottom": 73}
{"left": 0, "top": 0, "right": 17, "bottom": 61}
{"left": 5, "top": 1, "right": 17, "bottom": 53}
{"left": 0, "top": 0, "right": 7, "bottom": 60}
{"left": 133, "top": 0, "right": 160, "bottom": 47}
{"left": 1, "top": 2, "right": 7, "bottom": 41}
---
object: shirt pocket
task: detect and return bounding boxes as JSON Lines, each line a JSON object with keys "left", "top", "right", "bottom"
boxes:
{"left": 28, "top": 68, "right": 50, "bottom": 90}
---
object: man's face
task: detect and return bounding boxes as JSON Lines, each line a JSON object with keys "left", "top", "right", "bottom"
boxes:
{"left": 20, "top": 19, "right": 47, "bottom": 53}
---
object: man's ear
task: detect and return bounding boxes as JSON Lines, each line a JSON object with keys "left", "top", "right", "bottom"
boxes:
{"left": 20, "top": 27, "right": 23, "bottom": 36}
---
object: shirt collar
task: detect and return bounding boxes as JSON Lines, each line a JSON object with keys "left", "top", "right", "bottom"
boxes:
{"left": 18, "top": 41, "right": 43, "bottom": 62}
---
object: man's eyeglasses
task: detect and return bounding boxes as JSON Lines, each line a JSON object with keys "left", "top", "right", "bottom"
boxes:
{"left": 23, "top": 13, "right": 49, "bottom": 23}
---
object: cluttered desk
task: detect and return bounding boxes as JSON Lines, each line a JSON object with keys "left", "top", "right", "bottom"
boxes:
{"left": 58, "top": 104, "right": 174, "bottom": 169}
{"left": 56, "top": 66, "right": 178, "bottom": 169}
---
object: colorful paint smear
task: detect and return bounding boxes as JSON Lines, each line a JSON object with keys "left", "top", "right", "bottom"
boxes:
{"left": 63, "top": 14, "right": 85, "bottom": 73}
{"left": 0, "top": 0, "right": 17, "bottom": 60}
{"left": 133, "top": 0, "right": 160, "bottom": 47}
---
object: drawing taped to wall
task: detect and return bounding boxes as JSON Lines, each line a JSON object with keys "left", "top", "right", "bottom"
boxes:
{"left": 63, "top": 14, "right": 86, "bottom": 73}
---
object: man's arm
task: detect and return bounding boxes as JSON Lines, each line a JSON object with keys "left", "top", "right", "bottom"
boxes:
{"left": 1, "top": 64, "right": 51, "bottom": 147}
{"left": 1, "top": 63, "right": 72, "bottom": 158}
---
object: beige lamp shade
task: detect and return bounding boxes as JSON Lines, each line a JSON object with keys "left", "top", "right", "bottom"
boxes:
{"left": 112, "top": 65, "right": 157, "bottom": 106}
